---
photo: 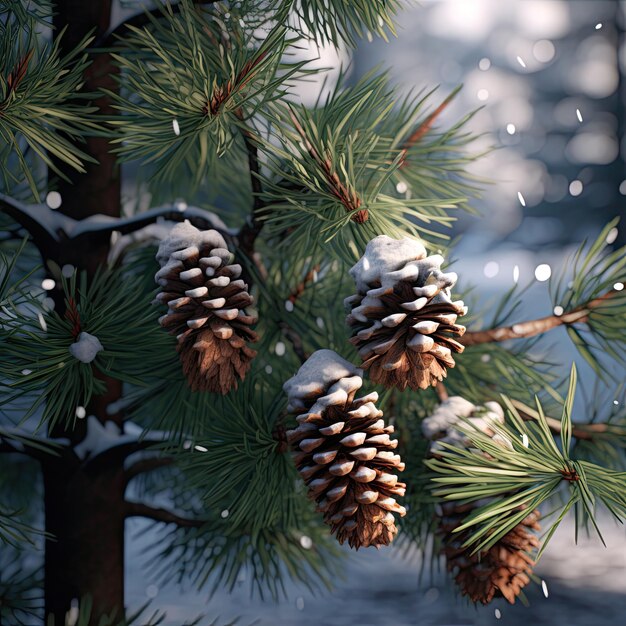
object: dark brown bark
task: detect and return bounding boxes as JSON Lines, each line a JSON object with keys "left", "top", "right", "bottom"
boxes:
{"left": 44, "top": 3, "right": 127, "bottom": 624}
{"left": 43, "top": 460, "right": 126, "bottom": 626}
{"left": 50, "top": 0, "right": 120, "bottom": 277}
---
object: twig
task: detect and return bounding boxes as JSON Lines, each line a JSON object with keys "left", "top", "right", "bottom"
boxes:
{"left": 289, "top": 108, "right": 368, "bottom": 223}
{"left": 0, "top": 435, "right": 64, "bottom": 463}
{"left": 461, "top": 289, "right": 619, "bottom": 346}
{"left": 435, "top": 381, "right": 449, "bottom": 402}
{"left": 0, "top": 49, "right": 34, "bottom": 112}
{"left": 237, "top": 129, "right": 266, "bottom": 258}
{"left": 288, "top": 264, "right": 320, "bottom": 304}
{"left": 399, "top": 86, "right": 461, "bottom": 164}
{"left": 124, "top": 501, "right": 206, "bottom": 528}
{"left": 124, "top": 456, "right": 174, "bottom": 485}
{"left": 279, "top": 321, "right": 308, "bottom": 364}
{"left": 0, "top": 194, "right": 62, "bottom": 253}
{"left": 511, "top": 399, "right": 626, "bottom": 442}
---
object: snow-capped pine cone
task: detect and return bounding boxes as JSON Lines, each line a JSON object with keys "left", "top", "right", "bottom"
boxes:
{"left": 346, "top": 236, "right": 467, "bottom": 391}
{"left": 423, "top": 396, "right": 537, "bottom": 605}
{"left": 155, "top": 222, "right": 257, "bottom": 394}
{"left": 438, "top": 501, "right": 540, "bottom": 605}
{"left": 421, "top": 396, "right": 512, "bottom": 452}
{"left": 284, "top": 350, "right": 406, "bottom": 549}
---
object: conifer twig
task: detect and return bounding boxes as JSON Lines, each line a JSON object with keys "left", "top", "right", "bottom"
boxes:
{"left": 435, "top": 381, "right": 449, "bottom": 402}
{"left": 288, "top": 264, "right": 321, "bottom": 304}
{"left": 399, "top": 85, "right": 461, "bottom": 165}
{"left": 461, "top": 288, "right": 619, "bottom": 346}
{"left": 125, "top": 501, "right": 206, "bottom": 528}
{"left": 237, "top": 128, "right": 266, "bottom": 258}
{"left": 289, "top": 108, "right": 368, "bottom": 223}
{"left": 124, "top": 457, "right": 174, "bottom": 485}
{"left": 511, "top": 399, "right": 626, "bottom": 442}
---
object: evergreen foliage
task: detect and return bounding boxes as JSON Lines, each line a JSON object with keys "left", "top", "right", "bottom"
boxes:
{"left": 0, "top": 0, "right": 624, "bottom": 622}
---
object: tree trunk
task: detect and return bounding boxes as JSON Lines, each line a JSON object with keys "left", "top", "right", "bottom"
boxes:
{"left": 44, "top": 1, "right": 126, "bottom": 623}
{"left": 43, "top": 460, "right": 126, "bottom": 625}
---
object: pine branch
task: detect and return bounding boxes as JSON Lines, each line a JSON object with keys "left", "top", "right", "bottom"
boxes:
{"left": 289, "top": 107, "right": 368, "bottom": 223}
{"left": 0, "top": 193, "right": 64, "bottom": 251}
{"left": 124, "top": 456, "right": 174, "bottom": 485}
{"left": 73, "top": 204, "right": 229, "bottom": 238}
{"left": 461, "top": 288, "right": 619, "bottom": 346}
{"left": 236, "top": 128, "right": 266, "bottom": 258}
{"left": 279, "top": 321, "right": 308, "bottom": 364}
{"left": 288, "top": 264, "right": 320, "bottom": 304}
{"left": 435, "top": 381, "right": 449, "bottom": 402}
{"left": 399, "top": 85, "right": 462, "bottom": 163}
{"left": 0, "top": 431, "right": 63, "bottom": 463}
{"left": 512, "top": 399, "right": 626, "bottom": 442}
{"left": 96, "top": 0, "right": 220, "bottom": 49}
{"left": 124, "top": 501, "right": 206, "bottom": 528}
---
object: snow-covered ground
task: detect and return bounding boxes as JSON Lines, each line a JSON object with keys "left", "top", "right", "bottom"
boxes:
{"left": 125, "top": 515, "right": 626, "bottom": 626}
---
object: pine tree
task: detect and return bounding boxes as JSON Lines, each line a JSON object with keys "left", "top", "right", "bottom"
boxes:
{"left": 1, "top": 1, "right": 625, "bottom": 624}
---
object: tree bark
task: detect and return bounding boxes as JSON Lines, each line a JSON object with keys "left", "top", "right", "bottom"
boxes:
{"left": 43, "top": 459, "right": 126, "bottom": 625}
{"left": 44, "top": 2, "right": 126, "bottom": 624}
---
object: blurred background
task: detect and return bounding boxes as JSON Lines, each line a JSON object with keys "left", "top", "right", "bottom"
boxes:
{"left": 113, "top": 0, "right": 625, "bottom": 623}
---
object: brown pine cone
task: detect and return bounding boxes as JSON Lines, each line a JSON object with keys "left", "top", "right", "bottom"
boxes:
{"left": 423, "top": 397, "right": 538, "bottom": 605}
{"left": 155, "top": 222, "right": 257, "bottom": 394}
{"left": 346, "top": 236, "right": 467, "bottom": 391}
{"left": 284, "top": 350, "right": 406, "bottom": 549}
{"left": 438, "top": 502, "right": 540, "bottom": 605}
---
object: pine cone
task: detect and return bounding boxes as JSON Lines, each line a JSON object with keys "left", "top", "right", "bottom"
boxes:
{"left": 438, "top": 501, "right": 540, "bottom": 605}
{"left": 155, "top": 222, "right": 257, "bottom": 394}
{"left": 284, "top": 350, "right": 406, "bottom": 549}
{"left": 345, "top": 236, "right": 467, "bottom": 391}
{"left": 423, "top": 397, "right": 539, "bottom": 605}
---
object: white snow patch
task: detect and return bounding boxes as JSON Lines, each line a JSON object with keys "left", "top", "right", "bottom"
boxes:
{"left": 69, "top": 332, "right": 103, "bottom": 363}
{"left": 349, "top": 235, "right": 427, "bottom": 293}
{"left": 156, "top": 221, "right": 227, "bottom": 267}
{"left": 422, "top": 396, "right": 510, "bottom": 451}
{"left": 73, "top": 416, "right": 122, "bottom": 460}
{"left": 72, "top": 417, "right": 166, "bottom": 461}
{"left": 283, "top": 349, "right": 362, "bottom": 413}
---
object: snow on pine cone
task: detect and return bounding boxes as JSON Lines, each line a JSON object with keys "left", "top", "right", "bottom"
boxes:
{"left": 423, "top": 396, "right": 540, "bottom": 605}
{"left": 284, "top": 350, "right": 406, "bottom": 549}
{"left": 155, "top": 221, "right": 257, "bottom": 394}
{"left": 345, "top": 235, "right": 467, "bottom": 391}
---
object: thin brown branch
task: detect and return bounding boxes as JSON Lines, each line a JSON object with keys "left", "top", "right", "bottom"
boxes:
{"left": 124, "top": 456, "right": 174, "bottom": 485}
{"left": 461, "top": 289, "right": 618, "bottom": 347}
{"left": 279, "top": 321, "right": 308, "bottom": 364}
{"left": 288, "top": 264, "right": 321, "bottom": 304}
{"left": 435, "top": 381, "right": 449, "bottom": 402}
{"left": 0, "top": 49, "right": 34, "bottom": 112}
{"left": 511, "top": 399, "right": 626, "bottom": 442}
{"left": 237, "top": 128, "right": 266, "bottom": 259}
{"left": 399, "top": 86, "right": 461, "bottom": 165}
{"left": 289, "top": 108, "right": 368, "bottom": 223}
{"left": 124, "top": 501, "right": 206, "bottom": 528}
